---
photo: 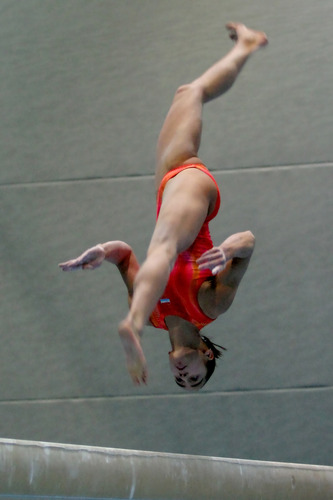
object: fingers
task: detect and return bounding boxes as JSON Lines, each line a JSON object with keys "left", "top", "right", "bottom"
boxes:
{"left": 197, "top": 247, "right": 227, "bottom": 274}
{"left": 59, "top": 251, "right": 101, "bottom": 271}
{"left": 58, "top": 260, "right": 82, "bottom": 271}
{"left": 59, "top": 246, "right": 106, "bottom": 272}
{"left": 59, "top": 258, "right": 88, "bottom": 271}
{"left": 197, "top": 246, "right": 223, "bottom": 264}
{"left": 212, "top": 264, "right": 225, "bottom": 275}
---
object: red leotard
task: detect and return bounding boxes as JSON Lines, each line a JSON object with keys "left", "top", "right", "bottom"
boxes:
{"left": 149, "top": 164, "right": 221, "bottom": 330}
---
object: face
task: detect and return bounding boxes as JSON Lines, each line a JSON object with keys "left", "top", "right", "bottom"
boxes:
{"left": 168, "top": 347, "right": 210, "bottom": 391}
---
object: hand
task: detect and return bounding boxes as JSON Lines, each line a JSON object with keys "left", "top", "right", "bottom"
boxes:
{"left": 197, "top": 246, "right": 227, "bottom": 275}
{"left": 59, "top": 244, "right": 106, "bottom": 271}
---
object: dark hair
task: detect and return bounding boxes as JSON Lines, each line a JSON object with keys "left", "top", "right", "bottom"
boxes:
{"left": 200, "top": 335, "right": 227, "bottom": 387}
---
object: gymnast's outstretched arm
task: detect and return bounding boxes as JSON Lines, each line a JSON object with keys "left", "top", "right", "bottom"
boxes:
{"left": 59, "top": 241, "right": 140, "bottom": 301}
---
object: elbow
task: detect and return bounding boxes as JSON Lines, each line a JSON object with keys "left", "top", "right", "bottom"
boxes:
{"left": 247, "top": 230, "right": 255, "bottom": 244}
{"left": 245, "top": 230, "right": 255, "bottom": 254}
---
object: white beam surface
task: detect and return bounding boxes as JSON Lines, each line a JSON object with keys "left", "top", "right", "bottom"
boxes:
{"left": 0, "top": 438, "right": 332, "bottom": 499}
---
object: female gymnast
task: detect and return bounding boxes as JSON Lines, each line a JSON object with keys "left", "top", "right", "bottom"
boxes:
{"left": 59, "top": 22, "right": 268, "bottom": 390}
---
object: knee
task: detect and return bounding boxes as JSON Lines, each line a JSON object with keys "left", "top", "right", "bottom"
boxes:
{"left": 175, "top": 83, "right": 191, "bottom": 95}
{"left": 174, "top": 82, "right": 205, "bottom": 102}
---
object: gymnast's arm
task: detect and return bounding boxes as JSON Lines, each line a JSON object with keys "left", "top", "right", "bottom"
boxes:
{"left": 59, "top": 241, "right": 140, "bottom": 300}
{"left": 197, "top": 231, "right": 255, "bottom": 313}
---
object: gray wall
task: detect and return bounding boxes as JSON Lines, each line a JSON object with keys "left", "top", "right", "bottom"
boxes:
{"left": 1, "top": 0, "right": 332, "bottom": 467}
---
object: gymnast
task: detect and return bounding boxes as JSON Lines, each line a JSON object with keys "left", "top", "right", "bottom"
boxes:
{"left": 59, "top": 22, "right": 268, "bottom": 390}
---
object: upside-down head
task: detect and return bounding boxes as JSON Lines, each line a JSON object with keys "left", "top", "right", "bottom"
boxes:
{"left": 168, "top": 335, "right": 226, "bottom": 390}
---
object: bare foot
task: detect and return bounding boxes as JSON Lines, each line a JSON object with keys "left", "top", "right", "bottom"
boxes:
{"left": 226, "top": 22, "right": 268, "bottom": 51}
{"left": 118, "top": 318, "right": 148, "bottom": 385}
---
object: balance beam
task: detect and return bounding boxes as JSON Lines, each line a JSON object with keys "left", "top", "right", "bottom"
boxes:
{"left": 0, "top": 438, "right": 332, "bottom": 499}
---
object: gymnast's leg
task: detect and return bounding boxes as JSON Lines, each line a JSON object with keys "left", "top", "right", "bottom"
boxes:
{"left": 119, "top": 23, "right": 268, "bottom": 385}
{"left": 155, "top": 22, "right": 268, "bottom": 187}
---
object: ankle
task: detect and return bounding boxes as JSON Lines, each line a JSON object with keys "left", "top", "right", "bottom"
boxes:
{"left": 123, "top": 314, "right": 143, "bottom": 338}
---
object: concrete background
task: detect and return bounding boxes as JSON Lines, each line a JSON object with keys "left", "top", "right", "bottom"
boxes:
{"left": 0, "top": 0, "right": 332, "bottom": 467}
